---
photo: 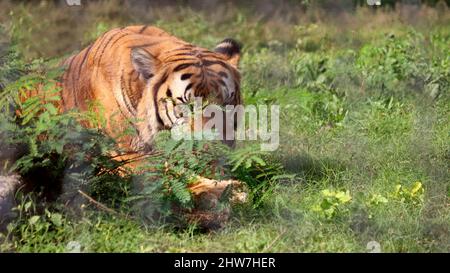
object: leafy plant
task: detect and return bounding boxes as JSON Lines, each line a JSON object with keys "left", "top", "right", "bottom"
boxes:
{"left": 313, "top": 189, "right": 352, "bottom": 219}
{"left": 392, "top": 181, "right": 425, "bottom": 206}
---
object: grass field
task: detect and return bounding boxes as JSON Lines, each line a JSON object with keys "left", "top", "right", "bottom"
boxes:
{"left": 0, "top": 0, "right": 449, "bottom": 252}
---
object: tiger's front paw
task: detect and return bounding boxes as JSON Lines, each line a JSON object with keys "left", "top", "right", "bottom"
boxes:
{"left": 185, "top": 176, "right": 248, "bottom": 230}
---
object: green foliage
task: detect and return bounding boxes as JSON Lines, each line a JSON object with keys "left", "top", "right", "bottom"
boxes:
{"left": 291, "top": 53, "right": 332, "bottom": 92}
{"left": 363, "top": 96, "right": 412, "bottom": 140}
{"left": 1, "top": 195, "right": 72, "bottom": 252}
{"left": 294, "top": 24, "right": 329, "bottom": 53}
{"left": 229, "top": 145, "right": 294, "bottom": 208}
{"left": 131, "top": 132, "right": 291, "bottom": 214}
{"left": 311, "top": 183, "right": 425, "bottom": 221}
{"left": 312, "top": 189, "right": 352, "bottom": 219}
{"left": 279, "top": 88, "right": 348, "bottom": 130}
{"left": 241, "top": 48, "right": 295, "bottom": 98}
{"left": 356, "top": 31, "right": 450, "bottom": 97}
{"left": 366, "top": 193, "right": 389, "bottom": 207}
{"left": 0, "top": 45, "right": 25, "bottom": 94}
{"left": 357, "top": 33, "right": 421, "bottom": 83}
{"left": 130, "top": 132, "right": 228, "bottom": 213}
{"left": 392, "top": 182, "right": 425, "bottom": 206}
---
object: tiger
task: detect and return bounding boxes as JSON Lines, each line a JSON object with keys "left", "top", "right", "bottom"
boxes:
{"left": 61, "top": 25, "right": 241, "bottom": 154}
{"left": 60, "top": 25, "right": 245, "bottom": 227}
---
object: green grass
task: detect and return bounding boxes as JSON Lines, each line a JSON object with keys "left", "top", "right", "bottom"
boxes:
{"left": 1, "top": 1, "right": 449, "bottom": 252}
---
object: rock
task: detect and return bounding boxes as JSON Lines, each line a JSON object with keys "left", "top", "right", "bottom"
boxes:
{"left": 0, "top": 174, "right": 21, "bottom": 231}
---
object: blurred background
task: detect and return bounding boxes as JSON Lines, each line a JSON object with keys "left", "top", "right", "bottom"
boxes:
{"left": 1, "top": 0, "right": 449, "bottom": 59}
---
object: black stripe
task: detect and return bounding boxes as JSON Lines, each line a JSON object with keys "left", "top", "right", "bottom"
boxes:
{"left": 173, "top": 63, "right": 196, "bottom": 72}
{"left": 168, "top": 52, "right": 196, "bottom": 58}
{"left": 92, "top": 31, "right": 117, "bottom": 69}
{"left": 152, "top": 73, "right": 169, "bottom": 126}
{"left": 164, "top": 102, "right": 175, "bottom": 126}
{"left": 217, "top": 79, "right": 227, "bottom": 87}
{"left": 206, "top": 69, "right": 216, "bottom": 77}
{"left": 97, "top": 32, "right": 129, "bottom": 67}
{"left": 109, "top": 32, "right": 130, "bottom": 50}
{"left": 202, "top": 59, "right": 229, "bottom": 68}
{"left": 167, "top": 57, "right": 198, "bottom": 63}
{"left": 164, "top": 51, "right": 214, "bottom": 60}
{"left": 183, "top": 88, "right": 190, "bottom": 103}
{"left": 128, "top": 76, "right": 134, "bottom": 94}
{"left": 68, "top": 57, "right": 79, "bottom": 108}
{"left": 235, "top": 85, "right": 241, "bottom": 104}
{"left": 138, "top": 25, "right": 149, "bottom": 34}
{"left": 120, "top": 72, "right": 136, "bottom": 114}
{"left": 185, "top": 83, "right": 193, "bottom": 92}
{"left": 62, "top": 56, "right": 75, "bottom": 108}
{"left": 128, "top": 41, "right": 162, "bottom": 49}
{"left": 164, "top": 46, "right": 194, "bottom": 55}
{"left": 65, "top": 56, "right": 76, "bottom": 76}
{"left": 127, "top": 75, "right": 139, "bottom": 109}
{"left": 77, "top": 44, "right": 93, "bottom": 76}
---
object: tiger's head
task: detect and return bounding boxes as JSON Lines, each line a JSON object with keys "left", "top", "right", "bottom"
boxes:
{"left": 131, "top": 38, "right": 242, "bottom": 147}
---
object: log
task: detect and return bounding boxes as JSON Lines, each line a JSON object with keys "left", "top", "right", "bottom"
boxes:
{"left": 0, "top": 174, "right": 21, "bottom": 231}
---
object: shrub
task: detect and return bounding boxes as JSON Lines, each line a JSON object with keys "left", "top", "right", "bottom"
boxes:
{"left": 356, "top": 30, "right": 449, "bottom": 98}
{"left": 0, "top": 57, "right": 129, "bottom": 206}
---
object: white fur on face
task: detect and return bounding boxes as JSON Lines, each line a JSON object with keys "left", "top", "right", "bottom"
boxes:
{"left": 169, "top": 71, "right": 235, "bottom": 105}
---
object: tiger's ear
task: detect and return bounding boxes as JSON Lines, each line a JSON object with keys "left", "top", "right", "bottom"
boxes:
{"left": 214, "top": 38, "right": 241, "bottom": 68}
{"left": 131, "top": 47, "right": 158, "bottom": 80}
